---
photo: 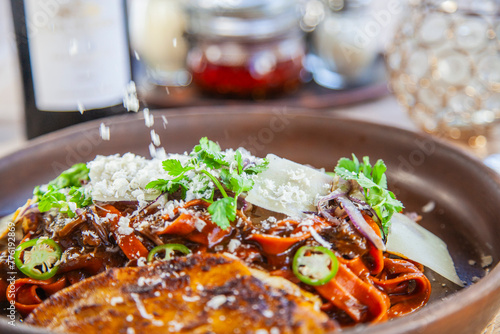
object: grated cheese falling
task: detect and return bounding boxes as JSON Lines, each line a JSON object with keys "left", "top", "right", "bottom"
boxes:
{"left": 151, "top": 130, "right": 161, "bottom": 147}
{"left": 77, "top": 101, "right": 85, "bottom": 115}
{"left": 149, "top": 143, "right": 157, "bottom": 158}
{"left": 123, "top": 81, "right": 140, "bottom": 112}
{"left": 144, "top": 108, "right": 154, "bottom": 127}
{"left": 99, "top": 123, "right": 110, "bottom": 141}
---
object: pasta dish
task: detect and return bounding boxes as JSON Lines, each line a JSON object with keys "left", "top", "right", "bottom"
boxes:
{"left": 0, "top": 138, "right": 461, "bottom": 333}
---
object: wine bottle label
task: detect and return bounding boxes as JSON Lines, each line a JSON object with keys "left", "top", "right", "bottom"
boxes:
{"left": 24, "top": 0, "right": 131, "bottom": 112}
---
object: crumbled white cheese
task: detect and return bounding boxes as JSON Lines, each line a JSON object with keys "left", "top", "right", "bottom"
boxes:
{"left": 168, "top": 320, "right": 183, "bottom": 332}
{"left": 224, "top": 148, "right": 264, "bottom": 169}
{"left": 246, "top": 154, "right": 333, "bottom": 218}
{"left": 206, "top": 295, "right": 227, "bottom": 309}
{"left": 117, "top": 216, "right": 133, "bottom": 235}
{"left": 103, "top": 213, "right": 117, "bottom": 223}
{"left": 182, "top": 295, "right": 200, "bottom": 302}
{"left": 227, "top": 239, "right": 241, "bottom": 253}
{"left": 67, "top": 202, "right": 77, "bottom": 213}
{"left": 88, "top": 153, "right": 168, "bottom": 202}
{"left": 262, "top": 310, "right": 274, "bottom": 318}
{"left": 184, "top": 172, "right": 214, "bottom": 202}
{"left": 137, "top": 276, "right": 162, "bottom": 287}
{"left": 137, "top": 277, "right": 147, "bottom": 287}
{"left": 137, "top": 257, "right": 147, "bottom": 267}
{"left": 110, "top": 296, "right": 124, "bottom": 306}
{"left": 194, "top": 218, "right": 206, "bottom": 232}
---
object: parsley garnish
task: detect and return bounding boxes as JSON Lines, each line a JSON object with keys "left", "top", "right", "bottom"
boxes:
{"left": 34, "top": 163, "right": 91, "bottom": 218}
{"left": 334, "top": 154, "right": 403, "bottom": 234}
{"left": 146, "top": 137, "right": 269, "bottom": 229}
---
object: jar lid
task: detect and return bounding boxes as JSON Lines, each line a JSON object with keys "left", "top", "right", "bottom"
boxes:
{"left": 185, "top": 0, "right": 302, "bottom": 39}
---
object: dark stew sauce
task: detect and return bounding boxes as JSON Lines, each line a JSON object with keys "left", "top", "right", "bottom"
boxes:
{"left": 0, "top": 197, "right": 431, "bottom": 328}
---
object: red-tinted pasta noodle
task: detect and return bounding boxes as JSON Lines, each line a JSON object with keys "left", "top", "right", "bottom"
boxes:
{"left": 1, "top": 194, "right": 431, "bottom": 328}
{"left": 7, "top": 277, "right": 67, "bottom": 317}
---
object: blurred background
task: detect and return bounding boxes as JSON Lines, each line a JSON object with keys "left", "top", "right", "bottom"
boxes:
{"left": 0, "top": 0, "right": 405, "bottom": 154}
{"left": 2, "top": 0, "right": 500, "bottom": 176}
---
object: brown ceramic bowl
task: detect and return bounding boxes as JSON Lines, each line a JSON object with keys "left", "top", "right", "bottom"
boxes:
{"left": 0, "top": 107, "right": 499, "bottom": 334}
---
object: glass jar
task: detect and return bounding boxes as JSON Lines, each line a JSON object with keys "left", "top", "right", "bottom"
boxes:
{"left": 307, "top": 0, "right": 380, "bottom": 89}
{"left": 131, "top": 0, "right": 191, "bottom": 87}
{"left": 387, "top": 0, "right": 500, "bottom": 148}
{"left": 185, "top": 0, "right": 305, "bottom": 99}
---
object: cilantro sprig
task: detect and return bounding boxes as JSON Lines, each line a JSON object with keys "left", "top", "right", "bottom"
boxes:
{"left": 34, "top": 163, "right": 91, "bottom": 218}
{"left": 146, "top": 137, "right": 268, "bottom": 229}
{"left": 334, "top": 154, "right": 403, "bottom": 234}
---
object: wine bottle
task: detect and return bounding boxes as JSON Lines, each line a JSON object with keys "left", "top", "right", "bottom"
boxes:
{"left": 10, "top": 0, "right": 132, "bottom": 139}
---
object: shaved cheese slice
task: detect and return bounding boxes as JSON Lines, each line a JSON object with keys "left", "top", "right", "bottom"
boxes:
{"left": 245, "top": 154, "right": 334, "bottom": 218}
{"left": 387, "top": 213, "right": 464, "bottom": 287}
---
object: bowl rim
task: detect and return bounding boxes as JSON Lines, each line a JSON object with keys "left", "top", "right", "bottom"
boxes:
{"left": 0, "top": 106, "right": 499, "bottom": 334}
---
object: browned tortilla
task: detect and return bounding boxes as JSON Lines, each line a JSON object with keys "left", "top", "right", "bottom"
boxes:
{"left": 26, "top": 253, "right": 337, "bottom": 333}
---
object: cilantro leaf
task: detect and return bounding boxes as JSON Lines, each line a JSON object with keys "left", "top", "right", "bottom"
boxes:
{"left": 334, "top": 154, "right": 403, "bottom": 235}
{"left": 191, "top": 137, "right": 228, "bottom": 169}
{"left": 146, "top": 178, "right": 188, "bottom": 198}
{"left": 34, "top": 163, "right": 89, "bottom": 197}
{"left": 38, "top": 186, "right": 66, "bottom": 212}
{"left": 38, "top": 186, "right": 91, "bottom": 218}
{"left": 69, "top": 187, "right": 92, "bottom": 207}
{"left": 162, "top": 159, "right": 192, "bottom": 177}
{"left": 49, "top": 163, "right": 89, "bottom": 189}
{"left": 234, "top": 151, "right": 243, "bottom": 174}
{"left": 243, "top": 158, "right": 269, "bottom": 174}
{"left": 147, "top": 138, "right": 269, "bottom": 230}
{"left": 229, "top": 174, "right": 254, "bottom": 194}
{"left": 34, "top": 163, "right": 91, "bottom": 217}
{"left": 208, "top": 197, "right": 236, "bottom": 230}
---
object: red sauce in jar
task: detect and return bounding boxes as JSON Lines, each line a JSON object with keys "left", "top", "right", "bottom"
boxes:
{"left": 190, "top": 53, "right": 303, "bottom": 98}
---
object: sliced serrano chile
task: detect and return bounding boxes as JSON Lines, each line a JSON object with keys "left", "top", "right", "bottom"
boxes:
{"left": 292, "top": 246, "right": 339, "bottom": 286}
{"left": 14, "top": 238, "right": 62, "bottom": 280}
{"left": 147, "top": 244, "right": 191, "bottom": 263}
